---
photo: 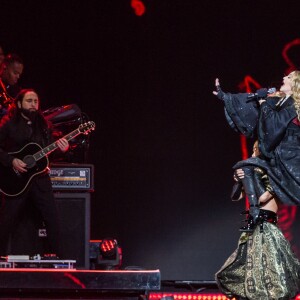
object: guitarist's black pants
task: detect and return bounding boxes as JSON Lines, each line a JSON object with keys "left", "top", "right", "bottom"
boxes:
{"left": 0, "top": 175, "right": 62, "bottom": 257}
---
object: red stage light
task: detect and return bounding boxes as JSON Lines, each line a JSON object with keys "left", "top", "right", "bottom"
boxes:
{"left": 282, "top": 38, "right": 300, "bottom": 74}
{"left": 90, "top": 239, "right": 122, "bottom": 270}
{"left": 100, "top": 239, "right": 117, "bottom": 257}
{"left": 131, "top": 0, "right": 146, "bottom": 16}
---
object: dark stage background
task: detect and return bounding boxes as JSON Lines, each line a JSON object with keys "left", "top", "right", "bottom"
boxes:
{"left": 1, "top": 0, "right": 300, "bottom": 280}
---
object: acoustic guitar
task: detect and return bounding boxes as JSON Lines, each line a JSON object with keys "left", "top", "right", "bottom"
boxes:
{"left": 0, "top": 121, "right": 95, "bottom": 197}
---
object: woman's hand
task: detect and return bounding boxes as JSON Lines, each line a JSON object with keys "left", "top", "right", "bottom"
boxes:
{"left": 212, "top": 78, "right": 229, "bottom": 101}
{"left": 259, "top": 99, "right": 266, "bottom": 105}
{"left": 234, "top": 169, "right": 244, "bottom": 181}
{"left": 212, "top": 78, "right": 221, "bottom": 96}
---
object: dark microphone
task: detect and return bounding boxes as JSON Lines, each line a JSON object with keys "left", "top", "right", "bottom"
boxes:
{"left": 247, "top": 87, "right": 276, "bottom": 100}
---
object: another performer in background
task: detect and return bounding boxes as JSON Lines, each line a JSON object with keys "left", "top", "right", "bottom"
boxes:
{"left": 0, "top": 54, "right": 24, "bottom": 117}
{"left": 230, "top": 140, "right": 276, "bottom": 232}
{"left": 232, "top": 141, "right": 276, "bottom": 212}
{"left": 0, "top": 89, "right": 69, "bottom": 257}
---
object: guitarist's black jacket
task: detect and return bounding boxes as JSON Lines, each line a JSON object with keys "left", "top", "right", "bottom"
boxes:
{"left": 0, "top": 112, "right": 52, "bottom": 168}
{"left": 0, "top": 111, "right": 62, "bottom": 257}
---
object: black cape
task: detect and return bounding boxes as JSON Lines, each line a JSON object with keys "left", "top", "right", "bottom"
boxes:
{"left": 224, "top": 93, "right": 300, "bottom": 205}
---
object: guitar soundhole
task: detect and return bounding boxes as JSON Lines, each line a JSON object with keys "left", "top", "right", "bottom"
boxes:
{"left": 23, "top": 155, "right": 36, "bottom": 169}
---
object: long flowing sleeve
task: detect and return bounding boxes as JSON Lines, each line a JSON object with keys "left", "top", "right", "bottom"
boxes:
{"left": 223, "top": 93, "right": 259, "bottom": 137}
{"left": 258, "top": 100, "right": 297, "bottom": 158}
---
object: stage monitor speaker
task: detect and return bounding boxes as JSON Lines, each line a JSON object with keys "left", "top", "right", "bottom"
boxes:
{"left": 54, "top": 192, "right": 90, "bottom": 269}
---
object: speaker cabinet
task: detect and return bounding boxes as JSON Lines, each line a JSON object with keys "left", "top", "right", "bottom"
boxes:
{"left": 54, "top": 192, "right": 91, "bottom": 269}
{"left": 9, "top": 192, "right": 90, "bottom": 269}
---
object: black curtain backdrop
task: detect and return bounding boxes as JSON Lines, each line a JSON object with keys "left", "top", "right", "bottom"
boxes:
{"left": 1, "top": 0, "right": 300, "bottom": 280}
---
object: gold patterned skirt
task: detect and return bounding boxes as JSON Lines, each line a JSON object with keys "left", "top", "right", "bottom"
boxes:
{"left": 215, "top": 222, "right": 300, "bottom": 300}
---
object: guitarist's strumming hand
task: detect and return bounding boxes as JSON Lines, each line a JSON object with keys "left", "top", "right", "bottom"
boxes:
{"left": 12, "top": 158, "right": 27, "bottom": 173}
{"left": 56, "top": 138, "right": 69, "bottom": 153}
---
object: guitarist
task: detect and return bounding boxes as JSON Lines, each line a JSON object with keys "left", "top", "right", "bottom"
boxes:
{"left": 0, "top": 89, "right": 69, "bottom": 257}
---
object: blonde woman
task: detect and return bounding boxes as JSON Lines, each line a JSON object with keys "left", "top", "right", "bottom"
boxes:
{"left": 214, "top": 71, "right": 300, "bottom": 226}
{"left": 213, "top": 71, "right": 300, "bottom": 299}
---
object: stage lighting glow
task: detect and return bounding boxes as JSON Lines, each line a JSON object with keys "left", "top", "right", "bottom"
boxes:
{"left": 131, "top": 0, "right": 145, "bottom": 16}
{"left": 89, "top": 239, "right": 122, "bottom": 270}
{"left": 100, "top": 239, "right": 117, "bottom": 257}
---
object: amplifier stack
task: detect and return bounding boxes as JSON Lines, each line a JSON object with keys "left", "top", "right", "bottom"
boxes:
{"left": 50, "top": 163, "right": 94, "bottom": 269}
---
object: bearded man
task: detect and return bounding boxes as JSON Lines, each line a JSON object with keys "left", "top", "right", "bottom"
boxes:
{"left": 0, "top": 89, "right": 69, "bottom": 257}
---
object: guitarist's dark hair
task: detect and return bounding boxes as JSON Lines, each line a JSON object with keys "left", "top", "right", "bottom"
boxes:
{"left": 9, "top": 88, "right": 36, "bottom": 117}
{"left": 9, "top": 89, "right": 52, "bottom": 146}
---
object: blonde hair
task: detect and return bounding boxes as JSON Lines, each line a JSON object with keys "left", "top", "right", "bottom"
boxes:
{"left": 291, "top": 70, "right": 300, "bottom": 120}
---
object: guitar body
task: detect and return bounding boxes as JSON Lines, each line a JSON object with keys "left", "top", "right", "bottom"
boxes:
{"left": 0, "top": 143, "right": 49, "bottom": 197}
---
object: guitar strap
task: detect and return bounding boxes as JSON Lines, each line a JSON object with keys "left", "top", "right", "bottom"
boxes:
{"left": 27, "top": 122, "right": 33, "bottom": 138}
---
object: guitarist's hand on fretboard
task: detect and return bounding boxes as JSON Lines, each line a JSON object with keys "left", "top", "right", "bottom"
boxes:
{"left": 56, "top": 138, "right": 69, "bottom": 153}
{"left": 12, "top": 158, "right": 27, "bottom": 173}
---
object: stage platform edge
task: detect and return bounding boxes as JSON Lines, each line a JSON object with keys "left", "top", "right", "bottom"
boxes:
{"left": 0, "top": 268, "right": 161, "bottom": 299}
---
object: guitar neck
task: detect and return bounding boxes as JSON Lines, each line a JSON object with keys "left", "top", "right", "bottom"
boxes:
{"left": 33, "top": 128, "right": 82, "bottom": 161}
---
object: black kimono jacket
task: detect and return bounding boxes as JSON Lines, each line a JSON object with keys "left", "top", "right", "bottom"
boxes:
{"left": 224, "top": 93, "right": 300, "bottom": 205}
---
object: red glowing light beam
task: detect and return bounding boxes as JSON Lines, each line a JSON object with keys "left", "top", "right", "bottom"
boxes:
{"left": 237, "top": 75, "right": 262, "bottom": 160}
{"left": 131, "top": 0, "right": 146, "bottom": 16}
{"left": 282, "top": 38, "right": 300, "bottom": 74}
